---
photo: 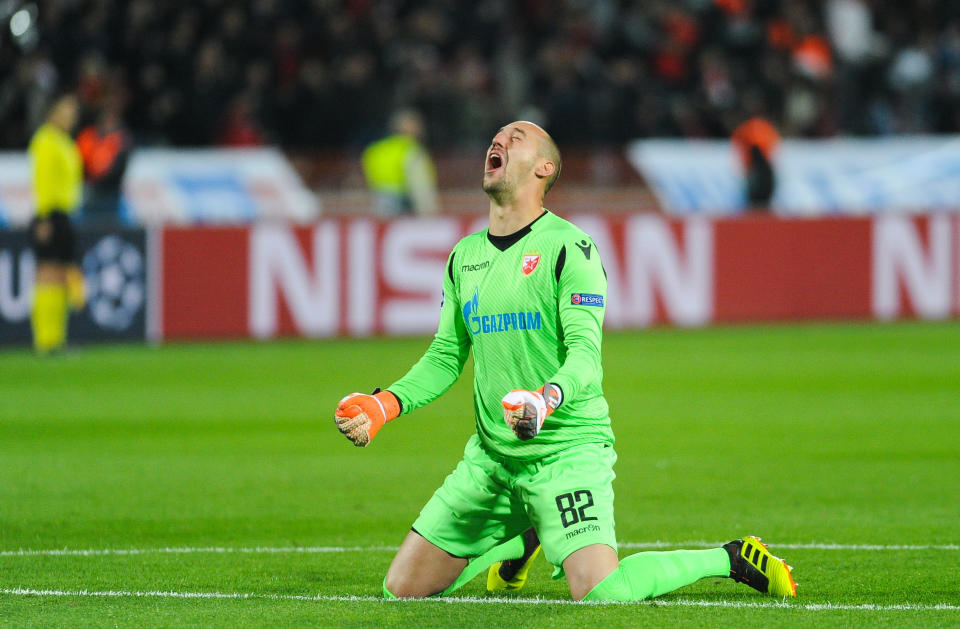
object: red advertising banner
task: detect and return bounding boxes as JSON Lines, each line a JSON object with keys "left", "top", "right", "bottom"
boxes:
{"left": 155, "top": 214, "right": 960, "bottom": 341}
{"left": 713, "top": 216, "right": 873, "bottom": 321}
{"left": 160, "top": 227, "right": 249, "bottom": 338}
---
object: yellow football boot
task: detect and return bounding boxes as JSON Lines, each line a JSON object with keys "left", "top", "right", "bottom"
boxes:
{"left": 724, "top": 536, "right": 797, "bottom": 597}
{"left": 487, "top": 528, "right": 541, "bottom": 592}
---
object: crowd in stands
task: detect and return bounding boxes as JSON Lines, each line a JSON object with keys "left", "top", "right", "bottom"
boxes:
{"left": 2, "top": 0, "right": 960, "bottom": 150}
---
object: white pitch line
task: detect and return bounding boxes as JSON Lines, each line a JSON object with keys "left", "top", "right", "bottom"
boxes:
{"left": 2, "top": 541, "right": 957, "bottom": 558}
{"left": 2, "top": 588, "right": 958, "bottom": 612}
{"left": 619, "top": 541, "right": 960, "bottom": 552}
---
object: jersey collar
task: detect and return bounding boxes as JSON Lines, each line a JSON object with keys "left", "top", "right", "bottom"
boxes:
{"left": 486, "top": 210, "right": 549, "bottom": 252}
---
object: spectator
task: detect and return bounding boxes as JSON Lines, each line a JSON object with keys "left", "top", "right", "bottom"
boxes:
{"left": 361, "top": 109, "right": 439, "bottom": 216}
{"left": 77, "top": 100, "right": 131, "bottom": 227}
{"left": 731, "top": 115, "right": 780, "bottom": 210}
{"left": 217, "top": 93, "right": 266, "bottom": 147}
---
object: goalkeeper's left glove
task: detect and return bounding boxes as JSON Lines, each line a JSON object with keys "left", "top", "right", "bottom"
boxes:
{"left": 501, "top": 383, "right": 563, "bottom": 440}
{"left": 335, "top": 388, "right": 401, "bottom": 447}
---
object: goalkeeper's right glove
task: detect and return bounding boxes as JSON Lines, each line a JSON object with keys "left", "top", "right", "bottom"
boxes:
{"left": 334, "top": 388, "right": 400, "bottom": 447}
{"left": 501, "top": 383, "right": 563, "bottom": 441}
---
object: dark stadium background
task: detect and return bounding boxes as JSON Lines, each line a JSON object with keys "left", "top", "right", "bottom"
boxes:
{"left": 3, "top": 1, "right": 960, "bottom": 192}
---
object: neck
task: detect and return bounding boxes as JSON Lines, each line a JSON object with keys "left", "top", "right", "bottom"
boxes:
{"left": 488, "top": 196, "right": 544, "bottom": 236}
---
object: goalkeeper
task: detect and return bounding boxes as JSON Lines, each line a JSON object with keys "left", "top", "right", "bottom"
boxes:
{"left": 334, "top": 121, "right": 796, "bottom": 601}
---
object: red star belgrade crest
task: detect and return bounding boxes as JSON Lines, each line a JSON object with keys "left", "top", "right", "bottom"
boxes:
{"left": 521, "top": 253, "right": 541, "bottom": 276}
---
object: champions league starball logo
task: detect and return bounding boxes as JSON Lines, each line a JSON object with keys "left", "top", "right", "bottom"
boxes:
{"left": 82, "top": 236, "right": 145, "bottom": 331}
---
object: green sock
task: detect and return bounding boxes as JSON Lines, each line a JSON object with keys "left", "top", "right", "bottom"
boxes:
{"left": 438, "top": 534, "right": 526, "bottom": 596}
{"left": 583, "top": 547, "right": 730, "bottom": 601}
{"left": 382, "top": 578, "right": 397, "bottom": 599}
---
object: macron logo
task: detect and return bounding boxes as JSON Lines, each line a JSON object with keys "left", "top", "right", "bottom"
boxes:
{"left": 571, "top": 293, "right": 603, "bottom": 307}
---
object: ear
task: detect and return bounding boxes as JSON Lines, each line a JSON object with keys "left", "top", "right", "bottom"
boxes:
{"left": 535, "top": 159, "right": 556, "bottom": 180}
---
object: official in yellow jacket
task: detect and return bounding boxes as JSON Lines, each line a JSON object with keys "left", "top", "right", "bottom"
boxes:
{"left": 28, "top": 93, "right": 85, "bottom": 353}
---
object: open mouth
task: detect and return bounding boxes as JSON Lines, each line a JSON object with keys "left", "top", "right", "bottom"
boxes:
{"left": 486, "top": 151, "right": 504, "bottom": 173}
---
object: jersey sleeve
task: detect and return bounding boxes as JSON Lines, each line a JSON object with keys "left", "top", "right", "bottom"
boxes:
{"left": 548, "top": 237, "right": 607, "bottom": 405}
{"left": 387, "top": 249, "right": 471, "bottom": 414}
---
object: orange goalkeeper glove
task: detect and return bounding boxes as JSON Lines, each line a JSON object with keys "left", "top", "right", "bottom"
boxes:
{"left": 335, "top": 388, "right": 401, "bottom": 447}
{"left": 501, "top": 383, "right": 563, "bottom": 441}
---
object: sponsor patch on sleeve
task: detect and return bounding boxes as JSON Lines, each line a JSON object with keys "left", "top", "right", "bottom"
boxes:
{"left": 571, "top": 293, "right": 604, "bottom": 307}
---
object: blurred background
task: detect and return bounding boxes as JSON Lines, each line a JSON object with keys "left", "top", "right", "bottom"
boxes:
{"left": 6, "top": 0, "right": 960, "bottom": 144}
{"left": 1, "top": 0, "right": 959, "bottom": 347}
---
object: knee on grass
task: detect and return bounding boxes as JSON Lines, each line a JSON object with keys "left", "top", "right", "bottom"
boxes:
{"left": 383, "top": 574, "right": 439, "bottom": 599}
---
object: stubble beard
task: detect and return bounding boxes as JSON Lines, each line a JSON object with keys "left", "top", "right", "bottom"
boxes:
{"left": 483, "top": 172, "right": 514, "bottom": 206}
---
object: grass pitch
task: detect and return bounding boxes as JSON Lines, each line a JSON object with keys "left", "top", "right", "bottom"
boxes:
{"left": 1, "top": 321, "right": 958, "bottom": 627}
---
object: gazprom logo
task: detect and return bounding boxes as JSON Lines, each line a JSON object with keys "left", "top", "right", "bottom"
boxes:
{"left": 462, "top": 288, "right": 479, "bottom": 323}
{"left": 462, "top": 287, "right": 542, "bottom": 335}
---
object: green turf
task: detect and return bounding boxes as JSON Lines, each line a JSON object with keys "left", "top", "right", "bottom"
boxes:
{"left": 1, "top": 321, "right": 958, "bottom": 627}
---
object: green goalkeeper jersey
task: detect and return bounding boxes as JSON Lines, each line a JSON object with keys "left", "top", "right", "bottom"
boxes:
{"left": 389, "top": 210, "right": 614, "bottom": 460}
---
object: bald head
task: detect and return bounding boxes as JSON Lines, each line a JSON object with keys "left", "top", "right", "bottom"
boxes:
{"left": 484, "top": 121, "right": 564, "bottom": 208}
{"left": 507, "top": 120, "right": 562, "bottom": 195}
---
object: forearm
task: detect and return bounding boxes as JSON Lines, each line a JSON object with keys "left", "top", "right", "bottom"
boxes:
{"left": 548, "top": 311, "right": 603, "bottom": 406}
{"left": 388, "top": 335, "right": 468, "bottom": 413}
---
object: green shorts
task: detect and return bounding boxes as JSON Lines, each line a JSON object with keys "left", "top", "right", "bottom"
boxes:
{"left": 412, "top": 435, "right": 617, "bottom": 573}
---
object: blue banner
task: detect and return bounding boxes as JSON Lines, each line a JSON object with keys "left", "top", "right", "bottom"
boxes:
{"left": 627, "top": 137, "right": 960, "bottom": 215}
